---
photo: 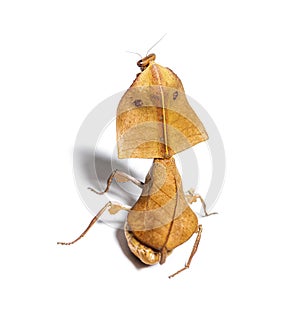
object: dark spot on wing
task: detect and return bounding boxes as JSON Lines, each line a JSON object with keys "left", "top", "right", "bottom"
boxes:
{"left": 133, "top": 99, "right": 143, "bottom": 107}
{"left": 173, "top": 91, "right": 179, "bottom": 100}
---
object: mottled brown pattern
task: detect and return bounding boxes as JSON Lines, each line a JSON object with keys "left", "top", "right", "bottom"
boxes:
{"left": 127, "top": 158, "right": 198, "bottom": 258}
{"left": 116, "top": 58, "right": 208, "bottom": 159}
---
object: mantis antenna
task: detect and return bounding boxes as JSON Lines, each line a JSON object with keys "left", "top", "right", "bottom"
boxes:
{"left": 126, "top": 33, "right": 167, "bottom": 59}
{"left": 146, "top": 33, "right": 167, "bottom": 56}
{"left": 126, "top": 51, "right": 143, "bottom": 59}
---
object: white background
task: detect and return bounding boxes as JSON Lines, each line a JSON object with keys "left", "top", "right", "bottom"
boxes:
{"left": 1, "top": 1, "right": 300, "bottom": 315}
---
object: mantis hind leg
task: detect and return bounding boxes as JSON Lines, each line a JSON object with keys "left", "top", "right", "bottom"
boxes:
{"left": 185, "top": 189, "right": 218, "bottom": 217}
{"left": 168, "top": 225, "right": 203, "bottom": 278}
{"left": 57, "top": 202, "right": 130, "bottom": 246}
{"left": 88, "top": 170, "right": 144, "bottom": 195}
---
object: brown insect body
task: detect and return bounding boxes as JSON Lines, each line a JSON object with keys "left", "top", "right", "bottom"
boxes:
{"left": 118, "top": 54, "right": 209, "bottom": 273}
{"left": 58, "top": 53, "right": 213, "bottom": 278}
{"left": 126, "top": 157, "right": 198, "bottom": 265}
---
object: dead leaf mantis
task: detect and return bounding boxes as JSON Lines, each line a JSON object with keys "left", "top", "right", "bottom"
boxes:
{"left": 58, "top": 53, "right": 216, "bottom": 278}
